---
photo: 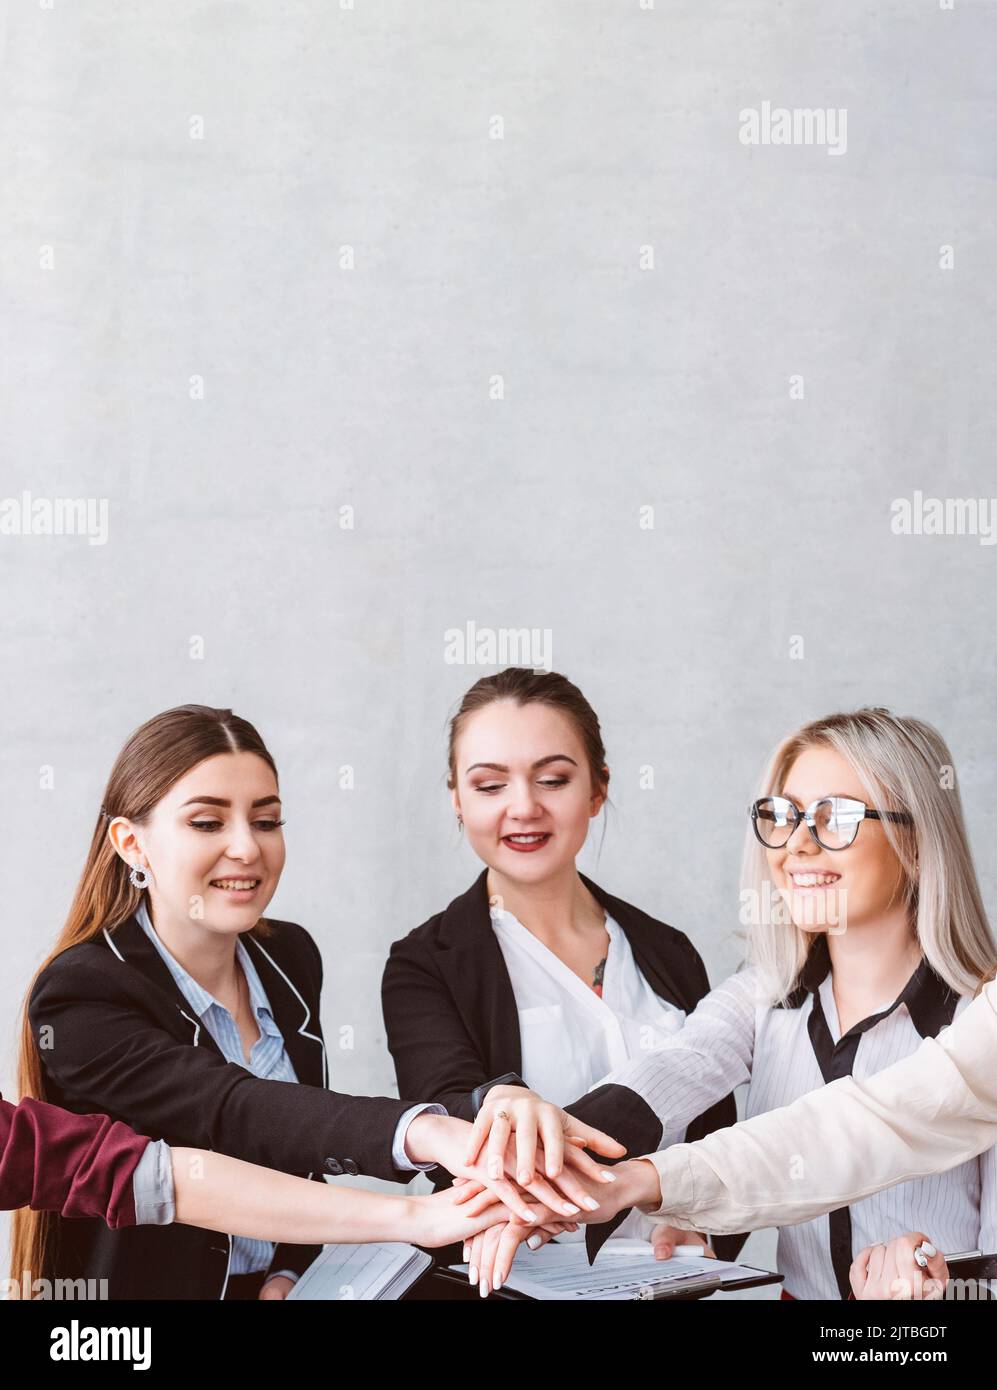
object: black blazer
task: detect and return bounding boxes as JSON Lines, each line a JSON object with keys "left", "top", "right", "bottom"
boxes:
{"left": 382, "top": 869, "right": 746, "bottom": 1264}
{"left": 29, "top": 912, "right": 418, "bottom": 1300}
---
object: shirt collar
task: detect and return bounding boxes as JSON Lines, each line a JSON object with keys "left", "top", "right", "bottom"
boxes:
{"left": 782, "top": 931, "right": 959, "bottom": 1039}
{"left": 134, "top": 896, "right": 278, "bottom": 1029}
{"left": 489, "top": 902, "right": 621, "bottom": 939}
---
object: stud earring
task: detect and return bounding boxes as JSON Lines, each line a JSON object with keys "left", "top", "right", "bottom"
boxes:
{"left": 129, "top": 864, "right": 152, "bottom": 889}
{"left": 456, "top": 814, "right": 463, "bottom": 830}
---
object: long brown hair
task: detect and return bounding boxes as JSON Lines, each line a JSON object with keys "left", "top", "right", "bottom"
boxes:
{"left": 10, "top": 704, "right": 279, "bottom": 1289}
{"left": 447, "top": 666, "right": 611, "bottom": 808}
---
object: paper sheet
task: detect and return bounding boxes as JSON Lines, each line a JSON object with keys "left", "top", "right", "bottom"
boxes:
{"left": 287, "top": 1242, "right": 429, "bottom": 1301}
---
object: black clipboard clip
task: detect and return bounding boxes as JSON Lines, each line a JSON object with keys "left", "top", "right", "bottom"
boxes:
{"left": 944, "top": 1249, "right": 997, "bottom": 1293}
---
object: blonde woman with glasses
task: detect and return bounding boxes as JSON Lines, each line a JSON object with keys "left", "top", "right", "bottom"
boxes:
{"left": 461, "top": 708, "right": 997, "bottom": 1299}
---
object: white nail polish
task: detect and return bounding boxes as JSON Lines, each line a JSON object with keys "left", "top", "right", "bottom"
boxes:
{"left": 480, "top": 1279, "right": 489, "bottom": 1298}
{"left": 922, "top": 1242, "right": 937, "bottom": 1257}
{"left": 583, "top": 1197, "right": 599, "bottom": 1210}
{"left": 527, "top": 1235, "right": 543, "bottom": 1250}
{"left": 468, "top": 1264, "right": 478, "bottom": 1285}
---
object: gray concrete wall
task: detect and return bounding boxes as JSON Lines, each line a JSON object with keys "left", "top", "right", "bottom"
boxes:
{"left": 2, "top": 1, "right": 995, "bottom": 1294}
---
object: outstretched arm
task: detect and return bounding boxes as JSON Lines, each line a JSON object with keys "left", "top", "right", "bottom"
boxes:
{"left": 168, "top": 1145, "right": 538, "bottom": 1250}
{"left": 636, "top": 977, "right": 997, "bottom": 1234}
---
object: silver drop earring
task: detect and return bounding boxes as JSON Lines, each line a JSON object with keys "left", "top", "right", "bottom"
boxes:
{"left": 129, "top": 864, "right": 152, "bottom": 889}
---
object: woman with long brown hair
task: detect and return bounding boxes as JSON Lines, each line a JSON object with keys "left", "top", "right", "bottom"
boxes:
{"left": 1, "top": 1084, "right": 538, "bottom": 1299}
{"left": 12, "top": 703, "right": 608, "bottom": 1299}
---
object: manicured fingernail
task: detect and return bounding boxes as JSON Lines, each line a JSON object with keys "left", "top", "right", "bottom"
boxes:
{"left": 600, "top": 1171, "right": 617, "bottom": 1182}
{"left": 527, "top": 1235, "right": 543, "bottom": 1250}
{"left": 493, "top": 1272, "right": 503, "bottom": 1290}
{"left": 523, "top": 1209, "right": 538, "bottom": 1221}
{"left": 518, "top": 1170, "right": 531, "bottom": 1184}
{"left": 922, "top": 1242, "right": 937, "bottom": 1256}
{"left": 468, "top": 1264, "right": 478, "bottom": 1285}
{"left": 583, "top": 1197, "right": 600, "bottom": 1211}
{"left": 562, "top": 1203, "right": 580, "bottom": 1215}
{"left": 480, "top": 1279, "right": 489, "bottom": 1298}
{"left": 462, "top": 1244, "right": 470, "bottom": 1262}
{"left": 914, "top": 1249, "right": 928, "bottom": 1268}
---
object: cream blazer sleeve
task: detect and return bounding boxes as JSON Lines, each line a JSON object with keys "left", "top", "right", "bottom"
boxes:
{"left": 637, "top": 976, "right": 997, "bottom": 1235}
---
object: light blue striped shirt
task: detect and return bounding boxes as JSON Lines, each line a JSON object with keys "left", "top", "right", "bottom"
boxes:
{"left": 135, "top": 897, "right": 302, "bottom": 1282}
{"left": 134, "top": 899, "right": 446, "bottom": 1289}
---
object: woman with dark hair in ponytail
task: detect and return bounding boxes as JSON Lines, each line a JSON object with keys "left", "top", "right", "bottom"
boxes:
{"left": 382, "top": 668, "right": 744, "bottom": 1294}
{"left": 12, "top": 704, "right": 600, "bottom": 1300}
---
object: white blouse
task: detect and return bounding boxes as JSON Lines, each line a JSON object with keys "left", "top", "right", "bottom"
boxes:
{"left": 490, "top": 903, "right": 691, "bottom": 1243}
{"left": 604, "top": 954, "right": 997, "bottom": 1297}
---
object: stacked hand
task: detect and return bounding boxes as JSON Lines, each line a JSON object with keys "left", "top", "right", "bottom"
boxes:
{"left": 451, "top": 1165, "right": 710, "bottom": 1295}
{"left": 407, "top": 1093, "right": 625, "bottom": 1222}
{"left": 406, "top": 1087, "right": 678, "bottom": 1296}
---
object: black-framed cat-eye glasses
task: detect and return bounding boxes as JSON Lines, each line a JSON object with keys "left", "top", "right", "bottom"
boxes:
{"left": 749, "top": 795, "right": 913, "bottom": 852}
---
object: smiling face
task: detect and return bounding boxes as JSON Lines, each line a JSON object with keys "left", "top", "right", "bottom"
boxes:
{"left": 111, "top": 750, "right": 286, "bottom": 936}
{"left": 451, "top": 699, "right": 607, "bottom": 886}
{"left": 768, "top": 743, "right": 910, "bottom": 934}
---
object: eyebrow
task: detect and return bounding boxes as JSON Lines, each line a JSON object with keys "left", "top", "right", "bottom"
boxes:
{"left": 179, "top": 795, "right": 282, "bottom": 809}
{"left": 778, "top": 792, "right": 859, "bottom": 804}
{"left": 465, "top": 755, "right": 579, "bottom": 774}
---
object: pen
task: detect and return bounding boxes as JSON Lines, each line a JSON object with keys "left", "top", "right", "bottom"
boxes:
{"left": 912, "top": 1242, "right": 979, "bottom": 1268}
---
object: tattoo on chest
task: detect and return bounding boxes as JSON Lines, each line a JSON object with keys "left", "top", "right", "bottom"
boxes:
{"left": 592, "top": 956, "right": 606, "bottom": 996}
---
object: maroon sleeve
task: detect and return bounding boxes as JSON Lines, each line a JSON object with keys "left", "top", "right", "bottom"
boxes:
{"left": 0, "top": 1091, "right": 150, "bottom": 1227}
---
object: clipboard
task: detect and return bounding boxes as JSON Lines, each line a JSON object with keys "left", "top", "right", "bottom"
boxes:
{"left": 438, "top": 1248, "right": 783, "bottom": 1301}
{"left": 944, "top": 1250, "right": 997, "bottom": 1294}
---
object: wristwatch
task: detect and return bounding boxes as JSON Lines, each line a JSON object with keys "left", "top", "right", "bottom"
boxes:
{"left": 470, "top": 1071, "right": 529, "bottom": 1117}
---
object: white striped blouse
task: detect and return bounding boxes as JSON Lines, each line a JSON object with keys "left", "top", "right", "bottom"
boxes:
{"left": 602, "top": 934, "right": 997, "bottom": 1299}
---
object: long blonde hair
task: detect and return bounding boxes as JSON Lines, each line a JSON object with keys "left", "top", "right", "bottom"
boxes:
{"left": 741, "top": 707, "right": 997, "bottom": 1006}
{"left": 10, "top": 704, "right": 279, "bottom": 1291}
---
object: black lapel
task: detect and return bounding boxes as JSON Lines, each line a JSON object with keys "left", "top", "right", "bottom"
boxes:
{"left": 101, "top": 913, "right": 325, "bottom": 1088}
{"left": 429, "top": 869, "right": 695, "bottom": 1071}
{"left": 578, "top": 874, "right": 690, "bottom": 1010}
{"left": 242, "top": 930, "right": 326, "bottom": 1088}
{"left": 434, "top": 870, "right": 523, "bottom": 1076}
{"left": 100, "top": 915, "right": 227, "bottom": 1057}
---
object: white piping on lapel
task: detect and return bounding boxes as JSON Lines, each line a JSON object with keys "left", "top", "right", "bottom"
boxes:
{"left": 102, "top": 927, "right": 125, "bottom": 961}
{"left": 218, "top": 1235, "right": 233, "bottom": 1301}
{"left": 179, "top": 1009, "right": 202, "bottom": 1047}
{"left": 245, "top": 937, "right": 328, "bottom": 1088}
{"left": 101, "top": 913, "right": 271, "bottom": 1293}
